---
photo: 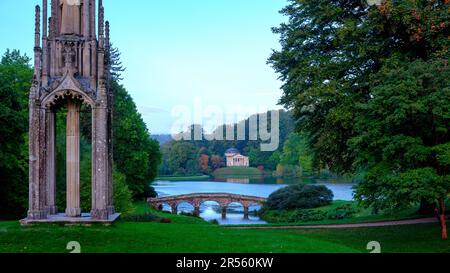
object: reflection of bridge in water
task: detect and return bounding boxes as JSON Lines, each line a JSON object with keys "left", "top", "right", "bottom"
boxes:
{"left": 149, "top": 193, "right": 266, "bottom": 219}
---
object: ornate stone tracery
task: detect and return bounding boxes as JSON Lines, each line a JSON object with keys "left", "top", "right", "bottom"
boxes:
{"left": 23, "top": 0, "right": 117, "bottom": 224}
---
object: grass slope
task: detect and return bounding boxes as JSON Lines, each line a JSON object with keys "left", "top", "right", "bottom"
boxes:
{"left": 213, "top": 167, "right": 263, "bottom": 178}
{"left": 0, "top": 203, "right": 448, "bottom": 253}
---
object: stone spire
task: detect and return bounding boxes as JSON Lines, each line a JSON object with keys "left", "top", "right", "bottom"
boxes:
{"left": 42, "top": 0, "right": 47, "bottom": 39}
{"left": 105, "top": 20, "right": 110, "bottom": 51}
{"left": 24, "top": 0, "right": 117, "bottom": 224}
{"left": 50, "top": 0, "right": 59, "bottom": 38}
{"left": 34, "top": 5, "right": 41, "bottom": 81}
{"left": 34, "top": 5, "right": 41, "bottom": 48}
{"left": 83, "top": 0, "right": 90, "bottom": 38}
{"left": 42, "top": 0, "right": 49, "bottom": 86}
{"left": 98, "top": 1, "right": 104, "bottom": 48}
{"left": 90, "top": 0, "right": 96, "bottom": 39}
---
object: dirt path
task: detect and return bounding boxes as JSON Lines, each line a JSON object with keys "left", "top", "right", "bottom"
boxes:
{"left": 229, "top": 217, "right": 438, "bottom": 229}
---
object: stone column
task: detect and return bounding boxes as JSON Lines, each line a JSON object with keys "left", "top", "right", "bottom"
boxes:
{"left": 66, "top": 100, "right": 81, "bottom": 217}
{"left": 46, "top": 110, "right": 58, "bottom": 215}
{"left": 27, "top": 98, "right": 48, "bottom": 220}
{"left": 91, "top": 106, "right": 110, "bottom": 220}
{"left": 171, "top": 204, "right": 178, "bottom": 215}
{"left": 193, "top": 205, "right": 200, "bottom": 217}
{"left": 106, "top": 105, "right": 115, "bottom": 215}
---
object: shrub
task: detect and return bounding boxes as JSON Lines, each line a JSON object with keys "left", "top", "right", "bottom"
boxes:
{"left": 209, "top": 219, "right": 220, "bottom": 225}
{"left": 288, "top": 210, "right": 327, "bottom": 222}
{"left": 159, "top": 218, "right": 172, "bottom": 223}
{"left": 112, "top": 169, "right": 134, "bottom": 213}
{"left": 326, "top": 204, "right": 357, "bottom": 220}
{"left": 122, "top": 213, "right": 161, "bottom": 222}
{"left": 265, "top": 184, "right": 333, "bottom": 210}
{"left": 180, "top": 211, "right": 201, "bottom": 218}
{"left": 275, "top": 164, "right": 303, "bottom": 178}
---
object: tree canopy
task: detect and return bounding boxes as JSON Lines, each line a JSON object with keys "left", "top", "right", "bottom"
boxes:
{"left": 270, "top": 0, "right": 449, "bottom": 238}
{"left": 0, "top": 48, "right": 161, "bottom": 218}
{"left": 0, "top": 50, "right": 31, "bottom": 218}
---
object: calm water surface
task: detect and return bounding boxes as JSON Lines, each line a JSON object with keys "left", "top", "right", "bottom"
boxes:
{"left": 153, "top": 178, "right": 354, "bottom": 225}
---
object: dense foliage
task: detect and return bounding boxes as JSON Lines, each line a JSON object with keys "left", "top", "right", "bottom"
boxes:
{"left": 265, "top": 184, "right": 333, "bottom": 210}
{"left": 262, "top": 203, "right": 358, "bottom": 223}
{"left": 269, "top": 0, "right": 449, "bottom": 238}
{"left": 159, "top": 110, "right": 318, "bottom": 177}
{"left": 112, "top": 81, "right": 161, "bottom": 199}
{"left": 0, "top": 50, "right": 31, "bottom": 218}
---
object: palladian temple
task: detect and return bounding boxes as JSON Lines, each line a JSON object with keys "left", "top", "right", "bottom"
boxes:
{"left": 225, "top": 148, "right": 250, "bottom": 167}
{"left": 22, "top": 0, "right": 119, "bottom": 224}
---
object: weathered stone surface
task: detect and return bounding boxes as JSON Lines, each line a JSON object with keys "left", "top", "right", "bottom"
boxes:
{"left": 24, "top": 0, "right": 117, "bottom": 224}
{"left": 65, "top": 101, "right": 81, "bottom": 217}
{"left": 20, "top": 213, "right": 121, "bottom": 225}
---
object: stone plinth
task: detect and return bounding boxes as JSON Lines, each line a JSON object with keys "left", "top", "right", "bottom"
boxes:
{"left": 20, "top": 213, "right": 121, "bottom": 226}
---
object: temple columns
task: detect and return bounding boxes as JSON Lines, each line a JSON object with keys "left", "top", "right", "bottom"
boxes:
{"left": 65, "top": 101, "right": 81, "bottom": 217}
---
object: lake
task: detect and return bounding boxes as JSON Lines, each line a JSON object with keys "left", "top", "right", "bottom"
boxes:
{"left": 153, "top": 177, "right": 355, "bottom": 225}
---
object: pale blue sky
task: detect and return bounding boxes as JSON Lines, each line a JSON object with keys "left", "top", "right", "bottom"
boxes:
{"left": 0, "top": 0, "right": 287, "bottom": 134}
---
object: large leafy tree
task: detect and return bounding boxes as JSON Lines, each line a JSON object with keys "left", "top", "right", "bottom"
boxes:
{"left": 0, "top": 47, "right": 161, "bottom": 217}
{"left": 269, "top": 0, "right": 385, "bottom": 173}
{"left": 270, "top": 0, "right": 449, "bottom": 238}
{"left": 279, "top": 133, "right": 313, "bottom": 176}
{"left": 0, "top": 50, "right": 31, "bottom": 218}
{"left": 112, "top": 81, "right": 161, "bottom": 199}
{"left": 107, "top": 46, "right": 161, "bottom": 199}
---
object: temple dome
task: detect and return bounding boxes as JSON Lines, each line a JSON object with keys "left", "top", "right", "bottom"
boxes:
{"left": 225, "top": 148, "right": 240, "bottom": 154}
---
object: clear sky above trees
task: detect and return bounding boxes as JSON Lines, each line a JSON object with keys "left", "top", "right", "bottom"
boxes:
{"left": 0, "top": 0, "right": 287, "bottom": 134}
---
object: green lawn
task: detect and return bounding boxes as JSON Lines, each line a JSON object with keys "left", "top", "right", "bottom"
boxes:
{"left": 0, "top": 203, "right": 448, "bottom": 253}
{"left": 213, "top": 167, "right": 263, "bottom": 178}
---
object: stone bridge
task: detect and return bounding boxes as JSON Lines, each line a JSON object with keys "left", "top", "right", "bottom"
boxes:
{"left": 148, "top": 193, "right": 266, "bottom": 219}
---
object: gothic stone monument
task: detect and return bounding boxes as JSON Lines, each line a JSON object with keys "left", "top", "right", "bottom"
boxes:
{"left": 21, "top": 0, "right": 119, "bottom": 224}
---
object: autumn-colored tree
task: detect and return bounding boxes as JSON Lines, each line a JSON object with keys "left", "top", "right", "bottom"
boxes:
{"left": 211, "top": 155, "right": 224, "bottom": 171}
{"left": 198, "top": 154, "right": 210, "bottom": 174}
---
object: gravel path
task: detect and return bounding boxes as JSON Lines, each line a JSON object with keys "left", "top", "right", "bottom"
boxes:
{"left": 229, "top": 217, "right": 439, "bottom": 229}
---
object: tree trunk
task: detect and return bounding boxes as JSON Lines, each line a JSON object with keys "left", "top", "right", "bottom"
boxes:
{"left": 439, "top": 199, "right": 447, "bottom": 240}
{"left": 440, "top": 215, "right": 447, "bottom": 240}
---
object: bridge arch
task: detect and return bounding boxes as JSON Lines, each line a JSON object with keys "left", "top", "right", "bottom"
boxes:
{"left": 158, "top": 203, "right": 174, "bottom": 213}
{"left": 176, "top": 202, "right": 195, "bottom": 215}
{"left": 149, "top": 193, "right": 266, "bottom": 220}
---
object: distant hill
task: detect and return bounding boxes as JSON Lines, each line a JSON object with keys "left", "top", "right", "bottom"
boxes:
{"left": 151, "top": 134, "right": 173, "bottom": 145}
